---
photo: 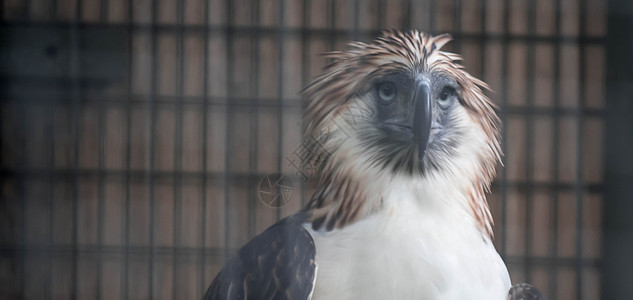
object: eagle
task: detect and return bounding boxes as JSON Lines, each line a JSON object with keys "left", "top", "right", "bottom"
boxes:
{"left": 204, "top": 30, "right": 545, "bottom": 300}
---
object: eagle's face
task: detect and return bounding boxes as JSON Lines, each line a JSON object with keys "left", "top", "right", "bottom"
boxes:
{"left": 354, "top": 70, "right": 465, "bottom": 175}
{"left": 303, "top": 30, "right": 501, "bottom": 180}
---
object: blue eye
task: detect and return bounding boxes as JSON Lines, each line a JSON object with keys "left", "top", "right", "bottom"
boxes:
{"left": 438, "top": 86, "right": 456, "bottom": 109}
{"left": 377, "top": 82, "right": 397, "bottom": 104}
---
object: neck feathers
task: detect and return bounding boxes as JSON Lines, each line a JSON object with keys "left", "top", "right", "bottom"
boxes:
{"left": 305, "top": 145, "right": 385, "bottom": 231}
{"left": 304, "top": 145, "right": 496, "bottom": 240}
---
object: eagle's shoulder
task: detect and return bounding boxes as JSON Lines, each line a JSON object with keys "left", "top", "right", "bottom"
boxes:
{"left": 204, "top": 211, "right": 317, "bottom": 300}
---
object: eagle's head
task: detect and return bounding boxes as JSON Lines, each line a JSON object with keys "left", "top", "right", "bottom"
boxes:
{"left": 302, "top": 30, "right": 501, "bottom": 236}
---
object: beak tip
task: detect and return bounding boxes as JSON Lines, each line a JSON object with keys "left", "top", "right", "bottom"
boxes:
{"left": 418, "top": 149, "right": 425, "bottom": 162}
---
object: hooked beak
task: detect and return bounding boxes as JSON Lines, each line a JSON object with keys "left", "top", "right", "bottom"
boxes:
{"left": 412, "top": 81, "right": 432, "bottom": 161}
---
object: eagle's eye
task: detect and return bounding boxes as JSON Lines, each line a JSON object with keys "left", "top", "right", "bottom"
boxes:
{"left": 376, "top": 82, "right": 397, "bottom": 104}
{"left": 438, "top": 86, "right": 456, "bottom": 109}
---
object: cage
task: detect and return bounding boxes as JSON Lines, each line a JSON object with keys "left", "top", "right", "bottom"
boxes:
{"left": 1, "top": 0, "right": 631, "bottom": 299}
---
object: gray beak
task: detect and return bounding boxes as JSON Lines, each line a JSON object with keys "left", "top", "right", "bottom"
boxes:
{"left": 413, "top": 81, "right": 432, "bottom": 161}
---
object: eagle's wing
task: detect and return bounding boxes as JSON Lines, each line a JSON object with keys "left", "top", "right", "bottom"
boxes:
{"left": 204, "top": 212, "right": 317, "bottom": 300}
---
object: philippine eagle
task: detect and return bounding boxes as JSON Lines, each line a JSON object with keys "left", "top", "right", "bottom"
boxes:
{"left": 205, "top": 30, "right": 545, "bottom": 300}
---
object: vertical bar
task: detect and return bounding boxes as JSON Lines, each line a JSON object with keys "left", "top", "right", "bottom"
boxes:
{"left": 402, "top": 0, "right": 412, "bottom": 30}
{"left": 247, "top": 0, "right": 260, "bottom": 238}
{"left": 148, "top": 0, "right": 158, "bottom": 297}
{"left": 46, "top": 100, "right": 55, "bottom": 299}
{"left": 524, "top": 0, "right": 537, "bottom": 284}
{"left": 478, "top": 0, "right": 486, "bottom": 228}
{"left": 173, "top": 0, "right": 185, "bottom": 298}
{"left": 224, "top": 0, "right": 234, "bottom": 261}
{"left": 276, "top": 0, "right": 286, "bottom": 221}
{"left": 199, "top": 0, "right": 211, "bottom": 293}
{"left": 499, "top": 0, "right": 510, "bottom": 259}
{"left": 96, "top": 51, "right": 107, "bottom": 300}
{"left": 549, "top": 0, "right": 562, "bottom": 298}
{"left": 453, "top": 0, "right": 462, "bottom": 53}
{"left": 604, "top": 2, "right": 633, "bottom": 299}
{"left": 299, "top": 0, "right": 310, "bottom": 207}
{"left": 575, "top": 0, "right": 587, "bottom": 298}
{"left": 352, "top": 0, "right": 360, "bottom": 40}
{"left": 50, "top": 0, "right": 56, "bottom": 20}
{"left": 101, "top": 0, "right": 108, "bottom": 21}
{"left": 19, "top": 80, "right": 29, "bottom": 300}
{"left": 49, "top": 113, "right": 55, "bottom": 299}
{"left": 429, "top": 0, "right": 437, "bottom": 33}
{"left": 328, "top": 0, "right": 335, "bottom": 51}
{"left": 377, "top": 0, "right": 384, "bottom": 31}
{"left": 0, "top": 100, "right": 4, "bottom": 273}
{"left": 70, "top": 2, "right": 83, "bottom": 298}
{"left": 478, "top": 0, "right": 489, "bottom": 272}
{"left": 24, "top": 0, "right": 30, "bottom": 20}
{"left": 479, "top": 0, "right": 486, "bottom": 79}
{"left": 122, "top": 0, "right": 134, "bottom": 298}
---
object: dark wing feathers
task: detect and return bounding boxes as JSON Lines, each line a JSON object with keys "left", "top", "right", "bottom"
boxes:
{"left": 204, "top": 212, "right": 317, "bottom": 300}
{"left": 507, "top": 283, "right": 548, "bottom": 300}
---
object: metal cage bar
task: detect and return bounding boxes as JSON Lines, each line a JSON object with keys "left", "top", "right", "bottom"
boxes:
{"left": 70, "top": 2, "right": 83, "bottom": 297}
{"left": 575, "top": 0, "right": 588, "bottom": 298}
{"left": 198, "top": 0, "right": 211, "bottom": 296}
{"left": 147, "top": 0, "right": 159, "bottom": 297}
{"left": 604, "top": 2, "right": 633, "bottom": 299}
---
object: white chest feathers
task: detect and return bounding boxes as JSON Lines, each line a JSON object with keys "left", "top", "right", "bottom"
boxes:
{"left": 306, "top": 190, "right": 511, "bottom": 300}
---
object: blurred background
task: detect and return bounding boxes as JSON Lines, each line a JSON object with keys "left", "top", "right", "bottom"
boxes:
{"left": 1, "top": 0, "right": 632, "bottom": 299}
